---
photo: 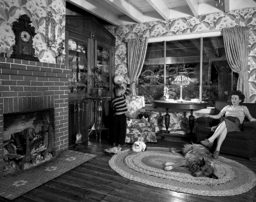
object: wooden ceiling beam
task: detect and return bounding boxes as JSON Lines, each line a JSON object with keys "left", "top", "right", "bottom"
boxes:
{"left": 209, "top": 38, "right": 221, "bottom": 57}
{"left": 186, "top": 0, "right": 199, "bottom": 17}
{"left": 172, "top": 41, "right": 188, "bottom": 52}
{"left": 145, "top": 0, "right": 170, "bottom": 21}
{"left": 104, "top": 0, "right": 144, "bottom": 23}
{"left": 168, "top": 7, "right": 193, "bottom": 19}
{"left": 68, "top": 0, "right": 122, "bottom": 25}
{"left": 198, "top": 2, "right": 223, "bottom": 15}
{"left": 190, "top": 39, "right": 200, "bottom": 52}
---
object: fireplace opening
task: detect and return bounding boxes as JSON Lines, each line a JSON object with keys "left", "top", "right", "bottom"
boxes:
{"left": 3, "top": 109, "right": 55, "bottom": 174}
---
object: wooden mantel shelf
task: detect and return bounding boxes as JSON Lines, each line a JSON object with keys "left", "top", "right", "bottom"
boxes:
{"left": 68, "top": 93, "right": 112, "bottom": 103}
{"left": 69, "top": 93, "right": 87, "bottom": 103}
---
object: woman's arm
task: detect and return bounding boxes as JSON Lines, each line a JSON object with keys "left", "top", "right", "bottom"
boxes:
{"left": 204, "top": 106, "right": 227, "bottom": 119}
{"left": 243, "top": 106, "right": 256, "bottom": 122}
{"left": 205, "top": 113, "right": 223, "bottom": 119}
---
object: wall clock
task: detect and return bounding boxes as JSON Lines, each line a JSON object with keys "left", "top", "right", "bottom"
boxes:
{"left": 11, "top": 14, "right": 39, "bottom": 61}
{"left": 20, "top": 31, "right": 31, "bottom": 42}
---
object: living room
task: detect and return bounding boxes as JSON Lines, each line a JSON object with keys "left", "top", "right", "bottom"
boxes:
{"left": 0, "top": 0, "right": 256, "bottom": 201}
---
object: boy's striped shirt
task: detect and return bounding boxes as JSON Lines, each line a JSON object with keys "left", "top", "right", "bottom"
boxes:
{"left": 112, "top": 95, "right": 127, "bottom": 115}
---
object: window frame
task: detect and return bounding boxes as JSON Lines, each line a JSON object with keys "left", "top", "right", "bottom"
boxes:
{"left": 145, "top": 30, "right": 223, "bottom": 102}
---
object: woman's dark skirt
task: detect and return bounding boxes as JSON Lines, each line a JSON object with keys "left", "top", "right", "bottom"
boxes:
{"left": 221, "top": 116, "right": 241, "bottom": 132}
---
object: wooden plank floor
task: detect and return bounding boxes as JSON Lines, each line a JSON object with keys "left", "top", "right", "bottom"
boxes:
{"left": 0, "top": 138, "right": 256, "bottom": 202}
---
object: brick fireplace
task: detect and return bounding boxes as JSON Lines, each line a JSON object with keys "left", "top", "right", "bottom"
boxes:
{"left": 0, "top": 56, "right": 71, "bottom": 175}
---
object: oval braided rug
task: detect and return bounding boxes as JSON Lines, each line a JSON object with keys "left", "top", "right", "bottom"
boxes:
{"left": 109, "top": 147, "right": 256, "bottom": 196}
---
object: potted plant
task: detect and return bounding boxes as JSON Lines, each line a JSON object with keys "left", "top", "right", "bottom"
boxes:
{"left": 68, "top": 72, "right": 87, "bottom": 93}
{"left": 89, "top": 66, "right": 109, "bottom": 97}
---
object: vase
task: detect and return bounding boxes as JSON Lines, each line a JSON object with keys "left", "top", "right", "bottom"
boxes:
{"left": 91, "top": 88, "right": 103, "bottom": 97}
{"left": 97, "top": 88, "right": 103, "bottom": 97}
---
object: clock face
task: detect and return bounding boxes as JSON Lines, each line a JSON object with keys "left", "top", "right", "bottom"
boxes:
{"left": 20, "top": 31, "right": 31, "bottom": 42}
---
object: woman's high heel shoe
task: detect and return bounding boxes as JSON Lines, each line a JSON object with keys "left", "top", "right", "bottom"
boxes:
{"left": 200, "top": 139, "right": 213, "bottom": 147}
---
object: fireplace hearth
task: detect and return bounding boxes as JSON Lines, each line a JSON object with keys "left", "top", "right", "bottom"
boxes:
{"left": 3, "top": 109, "right": 55, "bottom": 173}
{"left": 0, "top": 57, "right": 70, "bottom": 175}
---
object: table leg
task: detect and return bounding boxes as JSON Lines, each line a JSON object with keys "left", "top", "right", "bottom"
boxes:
{"left": 183, "top": 112, "right": 186, "bottom": 119}
{"left": 189, "top": 109, "right": 195, "bottom": 134}
{"left": 164, "top": 108, "right": 170, "bottom": 133}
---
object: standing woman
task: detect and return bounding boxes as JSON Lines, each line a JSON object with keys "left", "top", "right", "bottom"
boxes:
{"left": 201, "top": 90, "right": 256, "bottom": 159}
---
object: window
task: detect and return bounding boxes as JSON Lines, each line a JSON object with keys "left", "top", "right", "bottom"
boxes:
{"left": 138, "top": 35, "right": 238, "bottom": 106}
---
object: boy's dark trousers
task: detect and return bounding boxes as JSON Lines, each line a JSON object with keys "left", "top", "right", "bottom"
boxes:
{"left": 111, "top": 114, "right": 127, "bottom": 145}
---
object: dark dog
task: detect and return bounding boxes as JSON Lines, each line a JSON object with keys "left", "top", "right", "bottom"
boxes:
{"left": 164, "top": 144, "right": 218, "bottom": 179}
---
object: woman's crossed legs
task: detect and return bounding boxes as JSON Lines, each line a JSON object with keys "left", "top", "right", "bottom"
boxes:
{"left": 201, "top": 121, "right": 227, "bottom": 158}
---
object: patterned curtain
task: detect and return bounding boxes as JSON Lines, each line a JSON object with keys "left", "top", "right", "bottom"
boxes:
{"left": 223, "top": 26, "right": 250, "bottom": 102}
{"left": 127, "top": 38, "right": 148, "bottom": 96}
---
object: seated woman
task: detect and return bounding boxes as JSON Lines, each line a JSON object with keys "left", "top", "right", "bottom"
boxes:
{"left": 201, "top": 90, "right": 256, "bottom": 159}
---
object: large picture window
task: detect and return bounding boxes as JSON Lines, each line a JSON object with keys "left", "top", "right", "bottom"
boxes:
{"left": 138, "top": 35, "right": 238, "bottom": 106}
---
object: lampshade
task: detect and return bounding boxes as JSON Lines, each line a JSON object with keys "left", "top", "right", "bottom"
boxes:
{"left": 172, "top": 74, "right": 190, "bottom": 102}
{"left": 172, "top": 74, "right": 190, "bottom": 86}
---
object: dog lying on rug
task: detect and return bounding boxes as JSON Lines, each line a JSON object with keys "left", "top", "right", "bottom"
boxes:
{"left": 164, "top": 144, "right": 218, "bottom": 179}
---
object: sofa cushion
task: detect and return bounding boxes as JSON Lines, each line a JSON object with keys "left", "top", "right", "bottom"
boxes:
{"left": 194, "top": 118, "right": 256, "bottom": 140}
{"left": 196, "top": 117, "right": 219, "bottom": 127}
{"left": 194, "top": 124, "right": 212, "bottom": 134}
{"left": 226, "top": 128, "right": 256, "bottom": 140}
{"left": 195, "top": 123, "right": 256, "bottom": 140}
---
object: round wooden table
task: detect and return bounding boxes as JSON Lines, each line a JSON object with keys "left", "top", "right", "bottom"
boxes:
{"left": 152, "top": 100, "right": 208, "bottom": 134}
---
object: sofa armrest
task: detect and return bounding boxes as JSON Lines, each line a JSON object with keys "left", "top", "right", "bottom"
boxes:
{"left": 196, "top": 117, "right": 220, "bottom": 127}
{"left": 243, "top": 121, "right": 256, "bottom": 129}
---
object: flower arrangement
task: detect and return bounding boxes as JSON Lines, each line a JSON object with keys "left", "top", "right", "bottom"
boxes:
{"left": 90, "top": 66, "right": 109, "bottom": 89}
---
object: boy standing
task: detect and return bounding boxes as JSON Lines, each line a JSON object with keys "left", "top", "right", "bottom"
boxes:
{"left": 105, "top": 85, "right": 128, "bottom": 153}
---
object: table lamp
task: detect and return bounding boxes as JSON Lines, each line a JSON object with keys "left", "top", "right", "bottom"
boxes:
{"left": 172, "top": 74, "right": 190, "bottom": 102}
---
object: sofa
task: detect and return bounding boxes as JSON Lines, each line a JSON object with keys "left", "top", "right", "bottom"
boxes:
{"left": 194, "top": 101, "right": 256, "bottom": 159}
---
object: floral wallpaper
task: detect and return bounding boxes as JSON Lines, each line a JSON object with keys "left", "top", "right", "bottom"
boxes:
{"left": 113, "top": 8, "right": 256, "bottom": 102}
{"left": 1, "top": 2, "right": 256, "bottom": 101}
{"left": 0, "top": 0, "right": 65, "bottom": 63}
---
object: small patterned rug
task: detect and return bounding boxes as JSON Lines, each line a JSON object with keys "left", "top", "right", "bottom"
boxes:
{"left": 0, "top": 150, "right": 96, "bottom": 200}
{"left": 109, "top": 147, "right": 256, "bottom": 196}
